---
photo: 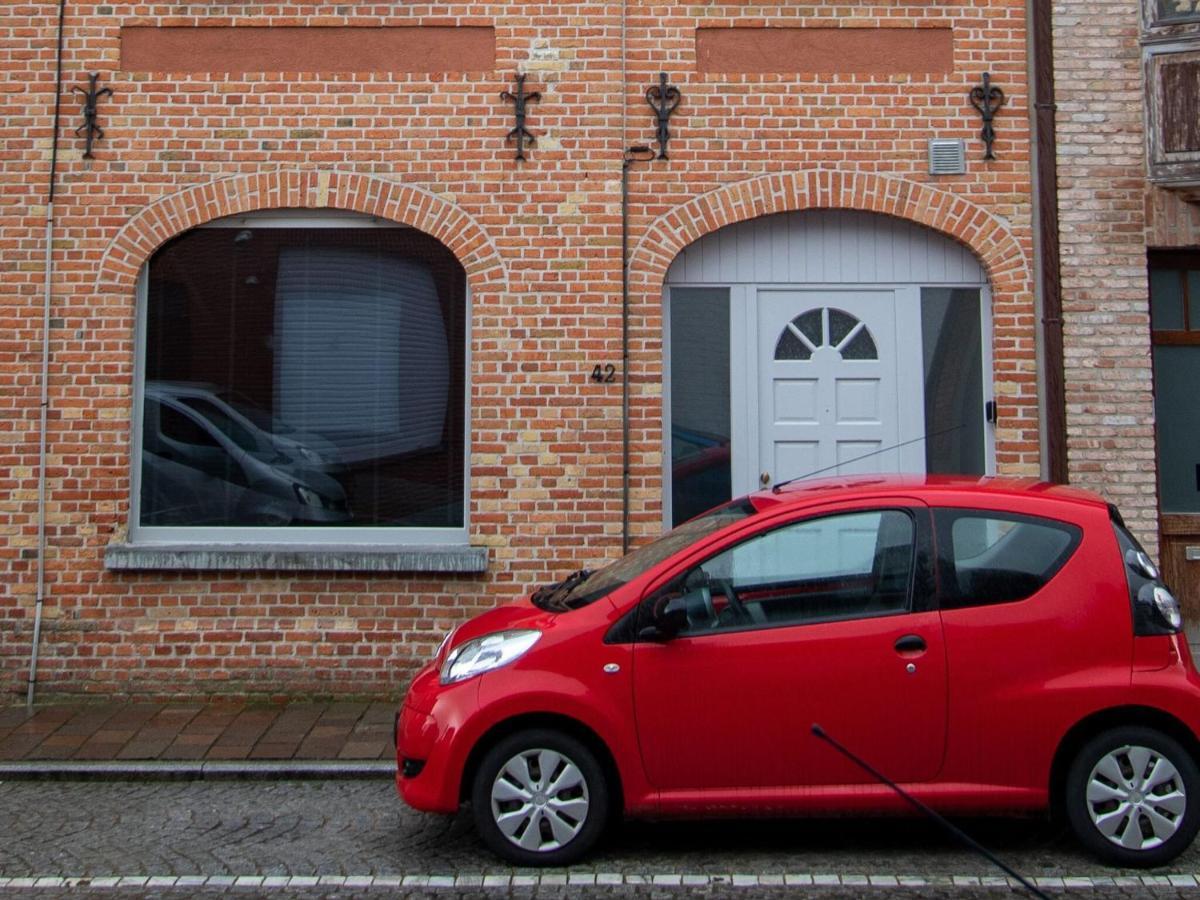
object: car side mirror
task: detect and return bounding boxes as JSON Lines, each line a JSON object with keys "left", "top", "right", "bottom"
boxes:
{"left": 637, "top": 594, "right": 689, "bottom": 642}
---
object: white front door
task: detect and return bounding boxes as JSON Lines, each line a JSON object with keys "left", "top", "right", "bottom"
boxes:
{"left": 754, "top": 289, "right": 923, "bottom": 489}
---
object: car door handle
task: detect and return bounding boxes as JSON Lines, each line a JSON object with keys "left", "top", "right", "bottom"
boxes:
{"left": 894, "top": 634, "right": 926, "bottom": 654}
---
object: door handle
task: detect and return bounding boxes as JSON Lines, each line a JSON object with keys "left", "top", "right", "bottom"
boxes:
{"left": 760, "top": 471, "right": 771, "bottom": 486}
{"left": 894, "top": 634, "right": 926, "bottom": 654}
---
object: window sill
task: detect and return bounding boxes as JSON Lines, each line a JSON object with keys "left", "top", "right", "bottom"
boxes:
{"left": 104, "top": 542, "right": 488, "bottom": 574}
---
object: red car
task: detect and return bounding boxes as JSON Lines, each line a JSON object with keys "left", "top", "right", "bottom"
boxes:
{"left": 396, "top": 476, "right": 1198, "bottom": 867}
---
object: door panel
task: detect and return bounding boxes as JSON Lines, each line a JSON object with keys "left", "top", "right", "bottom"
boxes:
{"left": 757, "top": 291, "right": 903, "bottom": 486}
{"left": 632, "top": 504, "right": 946, "bottom": 793}
{"left": 632, "top": 612, "right": 947, "bottom": 791}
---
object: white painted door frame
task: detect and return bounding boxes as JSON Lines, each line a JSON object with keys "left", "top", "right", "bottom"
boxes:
{"left": 664, "top": 281, "right": 994, "bottom": 529}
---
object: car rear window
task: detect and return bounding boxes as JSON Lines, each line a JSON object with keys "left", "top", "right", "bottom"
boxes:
{"left": 934, "top": 509, "right": 1082, "bottom": 609}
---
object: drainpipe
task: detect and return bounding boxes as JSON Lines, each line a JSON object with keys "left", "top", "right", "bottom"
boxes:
{"left": 621, "top": 157, "right": 631, "bottom": 555}
{"left": 619, "top": 147, "right": 652, "bottom": 555}
{"left": 28, "top": 0, "right": 68, "bottom": 709}
{"left": 1031, "top": 0, "right": 1068, "bottom": 483}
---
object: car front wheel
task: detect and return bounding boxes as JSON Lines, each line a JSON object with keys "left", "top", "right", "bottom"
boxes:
{"left": 1066, "top": 725, "right": 1200, "bottom": 867}
{"left": 470, "top": 729, "right": 610, "bottom": 866}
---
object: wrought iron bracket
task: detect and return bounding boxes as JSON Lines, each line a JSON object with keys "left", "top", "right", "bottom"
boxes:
{"left": 73, "top": 73, "right": 113, "bottom": 160}
{"left": 969, "top": 72, "right": 1005, "bottom": 161}
{"left": 645, "top": 72, "right": 681, "bottom": 160}
{"left": 500, "top": 73, "right": 541, "bottom": 162}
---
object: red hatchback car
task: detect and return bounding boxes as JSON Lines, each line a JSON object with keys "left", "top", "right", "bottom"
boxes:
{"left": 396, "top": 476, "right": 1200, "bottom": 867}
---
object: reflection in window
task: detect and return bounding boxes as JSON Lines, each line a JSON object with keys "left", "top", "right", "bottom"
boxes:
{"left": 669, "top": 509, "right": 914, "bottom": 635}
{"left": 1157, "top": 0, "right": 1200, "bottom": 22}
{"left": 140, "top": 225, "right": 466, "bottom": 530}
{"left": 936, "top": 510, "right": 1080, "bottom": 608}
{"left": 669, "top": 288, "right": 733, "bottom": 527}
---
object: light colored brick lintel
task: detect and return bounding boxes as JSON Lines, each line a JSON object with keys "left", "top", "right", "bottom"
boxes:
{"left": 103, "top": 543, "right": 488, "bottom": 574}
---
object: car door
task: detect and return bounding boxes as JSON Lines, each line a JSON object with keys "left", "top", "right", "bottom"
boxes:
{"left": 631, "top": 501, "right": 946, "bottom": 793}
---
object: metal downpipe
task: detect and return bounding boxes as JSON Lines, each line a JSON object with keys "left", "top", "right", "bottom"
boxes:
{"left": 29, "top": 0, "right": 68, "bottom": 709}
{"left": 1031, "top": 0, "right": 1067, "bottom": 483}
{"left": 620, "top": 0, "right": 630, "bottom": 556}
{"left": 621, "top": 159, "right": 633, "bottom": 555}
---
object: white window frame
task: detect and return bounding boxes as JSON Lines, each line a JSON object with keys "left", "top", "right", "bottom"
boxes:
{"left": 129, "top": 209, "right": 471, "bottom": 546}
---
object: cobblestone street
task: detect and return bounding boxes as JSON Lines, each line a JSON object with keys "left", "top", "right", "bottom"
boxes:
{"left": 3, "top": 779, "right": 1200, "bottom": 896}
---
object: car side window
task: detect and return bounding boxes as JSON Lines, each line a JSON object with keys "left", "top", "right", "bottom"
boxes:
{"left": 159, "top": 403, "right": 221, "bottom": 448}
{"left": 934, "top": 509, "right": 1081, "bottom": 609}
{"left": 657, "top": 509, "right": 916, "bottom": 636}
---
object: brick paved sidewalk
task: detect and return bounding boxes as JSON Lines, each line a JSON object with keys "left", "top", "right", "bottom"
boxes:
{"left": 0, "top": 701, "right": 397, "bottom": 763}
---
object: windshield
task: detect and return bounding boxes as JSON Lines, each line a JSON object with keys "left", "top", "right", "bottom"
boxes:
{"left": 548, "top": 498, "right": 757, "bottom": 610}
{"left": 178, "top": 397, "right": 260, "bottom": 453}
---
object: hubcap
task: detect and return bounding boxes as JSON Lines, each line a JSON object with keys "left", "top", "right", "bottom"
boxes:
{"left": 1086, "top": 744, "right": 1187, "bottom": 851}
{"left": 490, "top": 747, "right": 590, "bottom": 852}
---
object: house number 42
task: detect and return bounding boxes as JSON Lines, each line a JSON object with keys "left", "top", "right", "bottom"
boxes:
{"left": 590, "top": 364, "right": 617, "bottom": 384}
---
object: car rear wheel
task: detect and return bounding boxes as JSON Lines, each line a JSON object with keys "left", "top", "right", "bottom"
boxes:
{"left": 1066, "top": 725, "right": 1200, "bottom": 867}
{"left": 471, "top": 729, "right": 609, "bottom": 866}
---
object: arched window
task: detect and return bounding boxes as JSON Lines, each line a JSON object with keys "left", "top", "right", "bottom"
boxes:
{"left": 134, "top": 210, "right": 468, "bottom": 543}
{"left": 774, "top": 308, "right": 879, "bottom": 361}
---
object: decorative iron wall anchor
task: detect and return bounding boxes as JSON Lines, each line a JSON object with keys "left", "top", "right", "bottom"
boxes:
{"left": 73, "top": 73, "right": 113, "bottom": 159}
{"left": 645, "top": 72, "right": 681, "bottom": 160}
{"left": 969, "top": 72, "right": 1006, "bottom": 161}
{"left": 500, "top": 73, "right": 541, "bottom": 161}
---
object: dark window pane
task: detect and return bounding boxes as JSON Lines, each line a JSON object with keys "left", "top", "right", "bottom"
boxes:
{"left": 775, "top": 327, "right": 812, "bottom": 360}
{"left": 827, "top": 308, "right": 858, "bottom": 346}
{"left": 1151, "top": 268, "right": 1185, "bottom": 331}
{"left": 921, "top": 288, "right": 985, "bottom": 475}
{"left": 1188, "top": 272, "right": 1200, "bottom": 330}
{"left": 1157, "top": 0, "right": 1200, "bottom": 22}
{"left": 1154, "top": 344, "right": 1200, "bottom": 512}
{"left": 935, "top": 510, "right": 1080, "bottom": 608}
{"left": 178, "top": 397, "right": 258, "bottom": 452}
{"left": 796, "top": 308, "right": 823, "bottom": 345}
{"left": 670, "top": 287, "right": 732, "bottom": 527}
{"left": 141, "top": 226, "right": 466, "bottom": 529}
{"left": 840, "top": 328, "right": 877, "bottom": 360}
{"left": 159, "top": 404, "right": 219, "bottom": 447}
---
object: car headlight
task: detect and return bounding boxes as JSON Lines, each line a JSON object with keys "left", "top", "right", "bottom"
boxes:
{"left": 439, "top": 630, "right": 541, "bottom": 685}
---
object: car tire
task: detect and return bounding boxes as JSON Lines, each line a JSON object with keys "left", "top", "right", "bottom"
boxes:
{"left": 470, "top": 729, "right": 610, "bottom": 866}
{"left": 1065, "top": 725, "right": 1200, "bottom": 867}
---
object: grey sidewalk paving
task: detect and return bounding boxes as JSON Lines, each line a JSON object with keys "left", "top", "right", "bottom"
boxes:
{"left": 0, "top": 701, "right": 398, "bottom": 776}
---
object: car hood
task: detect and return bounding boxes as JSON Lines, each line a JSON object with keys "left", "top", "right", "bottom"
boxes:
{"left": 449, "top": 599, "right": 558, "bottom": 650}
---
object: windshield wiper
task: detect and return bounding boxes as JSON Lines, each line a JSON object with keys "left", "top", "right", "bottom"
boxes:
{"left": 531, "top": 568, "right": 592, "bottom": 611}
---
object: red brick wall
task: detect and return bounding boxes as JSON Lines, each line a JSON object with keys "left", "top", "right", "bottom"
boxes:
{"left": 1, "top": 1, "right": 1036, "bottom": 698}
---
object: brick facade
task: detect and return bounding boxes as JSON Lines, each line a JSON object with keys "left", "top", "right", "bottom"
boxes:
{"left": 1052, "top": 0, "right": 1161, "bottom": 551}
{"left": 2, "top": 1, "right": 1040, "bottom": 698}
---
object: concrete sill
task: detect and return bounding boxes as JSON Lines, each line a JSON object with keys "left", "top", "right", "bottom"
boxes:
{"left": 104, "top": 542, "right": 488, "bottom": 574}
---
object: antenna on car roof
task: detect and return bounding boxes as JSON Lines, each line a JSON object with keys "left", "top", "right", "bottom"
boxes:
{"left": 771, "top": 423, "right": 967, "bottom": 493}
{"left": 811, "top": 724, "right": 1051, "bottom": 900}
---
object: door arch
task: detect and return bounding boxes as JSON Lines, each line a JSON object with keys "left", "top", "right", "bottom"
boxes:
{"left": 664, "top": 209, "right": 992, "bottom": 527}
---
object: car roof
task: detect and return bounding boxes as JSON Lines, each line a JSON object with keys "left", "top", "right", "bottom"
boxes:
{"left": 753, "top": 474, "right": 1110, "bottom": 513}
{"left": 144, "top": 380, "right": 221, "bottom": 396}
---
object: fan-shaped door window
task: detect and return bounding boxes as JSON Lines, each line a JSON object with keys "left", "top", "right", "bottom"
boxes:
{"left": 774, "top": 307, "right": 878, "bottom": 361}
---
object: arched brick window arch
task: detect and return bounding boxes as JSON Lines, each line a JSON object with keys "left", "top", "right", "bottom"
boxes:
{"left": 102, "top": 173, "right": 505, "bottom": 546}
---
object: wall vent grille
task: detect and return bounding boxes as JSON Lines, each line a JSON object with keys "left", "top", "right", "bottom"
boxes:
{"left": 928, "top": 139, "right": 966, "bottom": 175}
